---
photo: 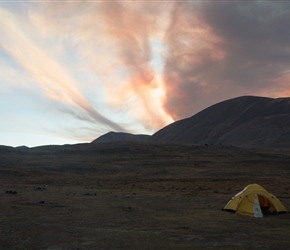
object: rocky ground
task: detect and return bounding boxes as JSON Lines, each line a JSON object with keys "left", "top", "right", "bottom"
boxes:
{"left": 0, "top": 142, "right": 290, "bottom": 249}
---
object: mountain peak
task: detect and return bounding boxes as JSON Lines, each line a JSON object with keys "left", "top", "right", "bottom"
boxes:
{"left": 151, "top": 96, "right": 290, "bottom": 147}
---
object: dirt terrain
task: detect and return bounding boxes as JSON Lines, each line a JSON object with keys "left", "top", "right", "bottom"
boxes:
{"left": 1, "top": 142, "right": 290, "bottom": 249}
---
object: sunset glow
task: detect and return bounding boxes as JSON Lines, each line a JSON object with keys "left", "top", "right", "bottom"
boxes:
{"left": 1, "top": 1, "right": 290, "bottom": 146}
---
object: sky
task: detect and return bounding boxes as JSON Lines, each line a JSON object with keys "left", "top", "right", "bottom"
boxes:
{"left": 1, "top": 0, "right": 290, "bottom": 147}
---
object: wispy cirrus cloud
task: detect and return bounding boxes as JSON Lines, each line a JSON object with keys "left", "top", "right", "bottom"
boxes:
{"left": 0, "top": 6, "right": 125, "bottom": 134}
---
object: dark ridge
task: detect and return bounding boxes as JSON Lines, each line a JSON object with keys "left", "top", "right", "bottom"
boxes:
{"left": 91, "top": 131, "right": 150, "bottom": 144}
{"left": 150, "top": 96, "right": 290, "bottom": 147}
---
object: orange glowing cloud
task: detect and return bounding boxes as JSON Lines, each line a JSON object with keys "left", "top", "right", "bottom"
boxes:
{"left": 74, "top": 1, "right": 174, "bottom": 129}
{"left": 162, "top": 3, "right": 226, "bottom": 120}
{"left": 259, "top": 72, "right": 290, "bottom": 98}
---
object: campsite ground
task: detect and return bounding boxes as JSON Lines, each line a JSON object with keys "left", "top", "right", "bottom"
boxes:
{"left": 1, "top": 142, "right": 290, "bottom": 249}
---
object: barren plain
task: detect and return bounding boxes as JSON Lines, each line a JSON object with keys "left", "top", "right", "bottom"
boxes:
{"left": 1, "top": 142, "right": 290, "bottom": 249}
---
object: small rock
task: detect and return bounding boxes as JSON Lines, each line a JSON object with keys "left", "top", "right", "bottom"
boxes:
{"left": 5, "top": 190, "right": 17, "bottom": 194}
{"left": 83, "top": 192, "right": 96, "bottom": 196}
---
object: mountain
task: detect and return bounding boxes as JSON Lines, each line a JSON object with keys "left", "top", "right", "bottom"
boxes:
{"left": 91, "top": 131, "right": 150, "bottom": 144}
{"left": 150, "top": 96, "right": 290, "bottom": 147}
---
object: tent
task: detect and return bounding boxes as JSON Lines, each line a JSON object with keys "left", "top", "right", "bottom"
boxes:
{"left": 223, "top": 184, "right": 288, "bottom": 218}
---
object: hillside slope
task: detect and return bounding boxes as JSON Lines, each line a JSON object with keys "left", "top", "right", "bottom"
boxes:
{"left": 151, "top": 96, "right": 290, "bottom": 146}
{"left": 92, "top": 131, "right": 150, "bottom": 144}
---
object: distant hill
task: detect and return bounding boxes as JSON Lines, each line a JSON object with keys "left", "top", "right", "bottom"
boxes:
{"left": 15, "top": 145, "right": 29, "bottom": 150}
{"left": 91, "top": 131, "right": 150, "bottom": 144}
{"left": 150, "top": 96, "right": 290, "bottom": 147}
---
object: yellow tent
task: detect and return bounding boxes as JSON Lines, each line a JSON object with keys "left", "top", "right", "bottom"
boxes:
{"left": 223, "top": 184, "right": 288, "bottom": 218}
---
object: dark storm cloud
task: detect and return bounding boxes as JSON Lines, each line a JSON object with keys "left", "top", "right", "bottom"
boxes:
{"left": 162, "top": 1, "right": 290, "bottom": 120}
{"left": 200, "top": 1, "right": 290, "bottom": 82}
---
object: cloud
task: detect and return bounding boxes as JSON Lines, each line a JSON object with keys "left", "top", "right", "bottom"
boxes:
{"left": 1, "top": 1, "right": 290, "bottom": 145}
{"left": 0, "top": 7, "right": 125, "bottom": 134}
{"left": 162, "top": 2, "right": 226, "bottom": 119}
{"left": 26, "top": 2, "right": 174, "bottom": 131}
{"left": 97, "top": 1, "right": 174, "bottom": 128}
{"left": 77, "top": 1, "right": 174, "bottom": 129}
{"left": 161, "top": 1, "right": 290, "bottom": 119}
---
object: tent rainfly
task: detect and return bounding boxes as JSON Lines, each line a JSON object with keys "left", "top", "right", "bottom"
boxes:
{"left": 223, "top": 184, "right": 288, "bottom": 218}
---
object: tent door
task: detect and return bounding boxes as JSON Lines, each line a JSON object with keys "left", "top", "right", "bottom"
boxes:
{"left": 258, "top": 194, "right": 271, "bottom": 212}
{"left": 254, "top": 194, "right": 263, "bottom": 218}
